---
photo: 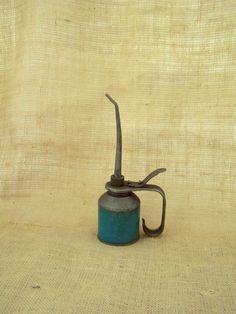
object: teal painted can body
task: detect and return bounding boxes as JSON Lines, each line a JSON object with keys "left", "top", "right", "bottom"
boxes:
{"left": 98, "top": 192, "right": 140, "bottom": 245}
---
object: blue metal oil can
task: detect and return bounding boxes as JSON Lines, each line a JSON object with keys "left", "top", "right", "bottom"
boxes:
{"left": 98, "top": 94, "right": 166, "bottom": 245}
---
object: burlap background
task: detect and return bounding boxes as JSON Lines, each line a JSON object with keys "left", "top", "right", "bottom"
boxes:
{"left": 0, "top": 0, "right": 235, "bottom": 313}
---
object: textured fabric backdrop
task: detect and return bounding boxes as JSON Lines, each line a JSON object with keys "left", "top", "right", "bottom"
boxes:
{"left": 0, "top": 0, "right": 235, "bottom": 313}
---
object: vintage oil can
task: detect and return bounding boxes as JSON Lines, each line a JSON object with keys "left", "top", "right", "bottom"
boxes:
{"left": 98, "top": 94, "right": 166, "bottom": 245}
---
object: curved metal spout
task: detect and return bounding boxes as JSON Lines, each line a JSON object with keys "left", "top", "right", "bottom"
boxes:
{"left": 105, "top": 93, "right": 122, "bottom": 178}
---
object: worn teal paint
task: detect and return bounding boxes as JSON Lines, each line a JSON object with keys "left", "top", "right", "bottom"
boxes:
{"left": 98, "top": 207, "right": 140, "bottom": 245}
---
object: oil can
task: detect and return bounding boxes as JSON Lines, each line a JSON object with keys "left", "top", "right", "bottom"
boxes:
{"left": 98, "top": 94, "right": 166, "bottom": 245}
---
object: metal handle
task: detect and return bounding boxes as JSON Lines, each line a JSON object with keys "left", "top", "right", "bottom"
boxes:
{"left": 126, "top": 183, "right": 166, "bottom": 237}
{"left": 126, "top": 168, "right": 166, "bottom": 237}
{"left": 141, "top": 184, "right": 166, "bottom": 237}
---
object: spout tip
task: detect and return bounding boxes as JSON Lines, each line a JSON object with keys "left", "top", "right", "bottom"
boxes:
{"left": 105, "top": 93, "right": 114, "bottom": 103}
{"left": 160, "top": 168, "right": 167, "bottom": 173}
{"left": 105, "top": 94, "right": 118, "bottom": 107}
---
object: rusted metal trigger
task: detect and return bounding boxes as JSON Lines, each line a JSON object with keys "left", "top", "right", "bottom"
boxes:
{"left": 127, "top": 168, "right": 166, "bottom": 188}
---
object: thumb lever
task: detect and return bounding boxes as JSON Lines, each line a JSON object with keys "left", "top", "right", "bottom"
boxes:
{"left": 127, "top": 168, "right": 166, "bottom": 188}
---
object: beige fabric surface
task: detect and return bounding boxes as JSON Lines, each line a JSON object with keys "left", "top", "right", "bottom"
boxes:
{"left": 0, "top": 0, "right": 236, "bottom": 313}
